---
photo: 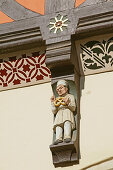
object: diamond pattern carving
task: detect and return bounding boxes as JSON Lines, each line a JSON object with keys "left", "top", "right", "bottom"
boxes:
{"left": 0, "top": 51, "right": 51, "bottom": 91}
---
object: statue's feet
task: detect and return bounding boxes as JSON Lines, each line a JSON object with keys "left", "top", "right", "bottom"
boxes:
{"left": 53, "top": 139, "right": 63, "bottom": 145}
{"left": 64, "top": 138, "right": 71, "bottom": 143}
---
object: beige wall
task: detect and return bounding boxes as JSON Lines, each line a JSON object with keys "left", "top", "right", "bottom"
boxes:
{"left": 0, "top": 72, "right": 113, "bottom": 170}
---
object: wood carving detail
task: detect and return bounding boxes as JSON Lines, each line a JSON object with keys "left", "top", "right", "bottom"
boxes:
{"left": 80, "top": 37, "right": 113, "bottom": 72}
{"left": 56, "top": 150, "right": 71, "bottom": 162}
{"left": 48, "top": 14, "right": 69, "bottom": 34}
{"left": 50, "top": 142, "right": 78, "bottom": 167}
{"left": 50, "top": 79, "right": 79, "bottom": 167}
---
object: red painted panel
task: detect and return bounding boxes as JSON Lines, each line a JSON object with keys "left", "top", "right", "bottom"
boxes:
{"left": 0, "top": 52, "right": 51, "bottom": 88}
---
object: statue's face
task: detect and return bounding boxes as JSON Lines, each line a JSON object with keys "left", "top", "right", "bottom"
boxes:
{"left": 56, "top": 84, "right": 68, "bottom": 96}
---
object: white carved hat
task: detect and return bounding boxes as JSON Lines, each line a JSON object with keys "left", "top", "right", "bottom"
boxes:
{"left": 56, "top": 79, "right": 68, "bottom": 87}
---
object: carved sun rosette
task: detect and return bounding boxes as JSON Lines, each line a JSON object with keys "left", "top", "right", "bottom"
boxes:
{"left": 80, "top": 37, "right": 113, "bottom": 75}
{"left": 48, "top": 14, "right": 69, "bottom": 34}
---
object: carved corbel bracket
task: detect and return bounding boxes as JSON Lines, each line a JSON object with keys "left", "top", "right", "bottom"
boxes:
{"left": 50, "top": 142, "right": 79, "bottom": 167}
{"left": 46, "top": 38, "right": 71, "bottom": 67}
{"left": 45, "top": 35, "right": 80, "bottom": 77}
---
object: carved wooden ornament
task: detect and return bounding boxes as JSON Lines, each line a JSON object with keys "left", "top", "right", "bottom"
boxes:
{"left": 50, "top": 79, "right": 79, "bottom": 167}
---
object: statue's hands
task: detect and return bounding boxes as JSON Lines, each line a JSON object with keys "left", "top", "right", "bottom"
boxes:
{"left": 63, "top": 97, "right": 70, "bottom": 105}
{"left": 51, "top": 95, "right": 55, "bottom": 102}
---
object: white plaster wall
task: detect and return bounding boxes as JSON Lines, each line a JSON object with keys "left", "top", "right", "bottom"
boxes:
{"left": 0, "top": 71, "right": 113, "bottom": 170}
{"left": 0, "top": 83, "right": 53, "bottom": 170}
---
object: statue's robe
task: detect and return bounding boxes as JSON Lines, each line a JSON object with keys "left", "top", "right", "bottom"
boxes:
{"left": 51, "top": 93, "right": 76, "bottom": 132}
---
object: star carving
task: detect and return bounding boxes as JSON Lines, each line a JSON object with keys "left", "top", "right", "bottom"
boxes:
{"left": 48, "top": 14, "right": 69, "bottom": 34}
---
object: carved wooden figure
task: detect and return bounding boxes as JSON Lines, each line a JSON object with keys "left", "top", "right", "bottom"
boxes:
{"left": 51, "top": 80, "right": 76, "bottom": 145}
{"left": 50, "top": 79, "right": 79, "bottom": 167}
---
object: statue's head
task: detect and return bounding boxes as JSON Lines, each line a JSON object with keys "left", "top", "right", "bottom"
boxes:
{"left": 56, "top": 80, "right": 68, "bottom": 96}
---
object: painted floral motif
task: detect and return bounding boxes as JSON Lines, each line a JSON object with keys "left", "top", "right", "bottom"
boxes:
{"left": 0, "top": 52, "right": 51, "bottom": 89}
{"left": 80, "top": 37, "right": 113, "bottom": 71}
{"left": 48, "top": 14, "right": 69, "bottom": 34}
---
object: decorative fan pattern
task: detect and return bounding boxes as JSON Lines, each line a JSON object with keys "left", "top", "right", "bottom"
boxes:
{"left": 0, "top": 0, "right": 87, "bottom": 24}
{"left": 0, "top": 52, "right": 51, "bottom": 90}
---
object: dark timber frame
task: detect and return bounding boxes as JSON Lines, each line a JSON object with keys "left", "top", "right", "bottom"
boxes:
{"left": 0, "top": 0, "right": 113, "bottom": 167}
